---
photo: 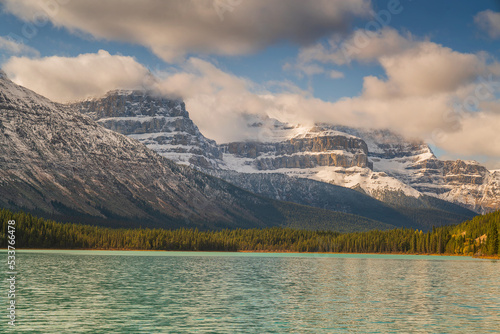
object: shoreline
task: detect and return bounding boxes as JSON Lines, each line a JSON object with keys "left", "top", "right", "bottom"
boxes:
{"left": 3, "top": 248, "right": 498, "bottom": 259}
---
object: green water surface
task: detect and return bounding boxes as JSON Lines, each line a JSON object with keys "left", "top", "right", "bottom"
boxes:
{"left": 1, "top": 250, "right": 498, "bottom": 333}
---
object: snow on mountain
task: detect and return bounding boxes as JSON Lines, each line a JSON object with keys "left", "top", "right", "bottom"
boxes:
{"left": 71, "top": 90, "right": 224, "bottom": 169}
{"left": 332, "top": 126, "right": 500, "bottom": 213}
{"left": 217, "top": 120, "right": 422, "bottom": 202}
{"left": 222, "top": 120, "right": 500, "bottom": 213}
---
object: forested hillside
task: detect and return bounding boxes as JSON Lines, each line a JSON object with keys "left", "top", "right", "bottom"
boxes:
{"left": 1, "top": 208, "right": 498, "bottom": 256}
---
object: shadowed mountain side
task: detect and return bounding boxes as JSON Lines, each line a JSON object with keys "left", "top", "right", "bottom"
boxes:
{"left": 207, "top": 170, "right": 476, "bottom": 231}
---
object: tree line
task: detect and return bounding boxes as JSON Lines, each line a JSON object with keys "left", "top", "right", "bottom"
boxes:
{"left": 0, "top": 208, "right": 498, "bottom": 255}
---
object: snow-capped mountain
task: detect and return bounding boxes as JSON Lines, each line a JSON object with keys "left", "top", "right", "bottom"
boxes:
{"left": 71, "top": 90, "right": 223, "bottom": 169}
{"left": 71, "top": 90, "right": 488, "bottom": 222}
{"left": 219, "top": 119, "right": 499, "bottom": 214}
{"left": 219, "top": 121, "right": 423, "bottom": 202}
{"left": 330, "top": 125, "right": 500, "bottom": 213}
{"left": 2, "top": 71, "right": 386, "bottom": 231}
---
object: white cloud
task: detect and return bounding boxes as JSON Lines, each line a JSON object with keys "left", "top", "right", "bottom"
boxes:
{"left": 365, "top": 42, "right": 486, "bottom": 98}
{"left": 282, "top": 62, "right": 326, "bottom": 78}
{"left": 475, "top": 10, "right": 500, "bottom": 39}
{"left": 292, "top": 28, "right": 494, "bottom": 99}
{"left": 3, "top": 50, "right": 152, "bottom": 102}
{"left": 288, "top": 28, "right": 416, "bottom": 77}
{"left": 154, "top": 58, "right": 281, "bottom": 142}
{"left": 0, "top": 35, "right": 39, "bottom": 56}
{"left": 297, "top": 28, "right": 415, "bottom": 67}
{"left": 3, "top": 47, "right": 500, "bottom": 161}
{"left": 283, "top": 28, "right": 500, "bottom": 159}
{"left": 329, "top": 70, "right": 344, "bottom": 79}
{"left": 2, "top": 0, "right": 372, "bottom": 62}
{"left": 436, "top": 112, "right": 500, "bottom": 157}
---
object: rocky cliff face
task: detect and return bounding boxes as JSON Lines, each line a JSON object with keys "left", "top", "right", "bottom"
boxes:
{"left": 343, "top": 127, "right": 500, "bottom": 213}
{"left": 402, "top": 158, "right": 499, "bottom": 213}
{"left": 218, "top": 121, "right": 422, "bottom": 201}
{"left": 222, "top": 134, "right": 371, "bottom": 170}
{"left": 71, "top": 90, "right": 223, "bottom": 169}
{"left": 220, "top": 117, "right": 500, "bottom": 214}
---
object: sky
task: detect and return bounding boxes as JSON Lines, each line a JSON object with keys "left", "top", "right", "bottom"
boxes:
{"left": 0, "top": 0, "right": 500, "bottom": 168}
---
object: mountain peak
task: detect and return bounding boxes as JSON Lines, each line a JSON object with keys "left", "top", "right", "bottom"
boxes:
{"left": 104, "top": 89, "right": 138, "bottom": 96}
{"left": 71, "top": 88, "right": 224, "bottom": 169}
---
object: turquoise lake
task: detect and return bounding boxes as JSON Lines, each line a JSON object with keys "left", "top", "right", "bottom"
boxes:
{"left": 1, "top": 250, "right": 499, "bottom": 333}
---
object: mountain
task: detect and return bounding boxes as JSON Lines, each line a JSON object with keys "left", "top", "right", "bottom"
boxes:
{"left": 73, "top": 90, "right": 478, "bottom": 229}
{"left": 218, "top": 118, "right": 498, "bottom": 215}
{"left": 218, "top": 120, "right": 498, "bottom": 213}
{"left": 206, "top": 170, "right": 476, "bottom": 230}
{"left": 321, "top": 125, "right": 500, "bottom": 213}
{"left": 71, "top": 90, "right": 223, "bottom": 169}
{"left": 0, "top": 71, "right": 391, "bottom": 232}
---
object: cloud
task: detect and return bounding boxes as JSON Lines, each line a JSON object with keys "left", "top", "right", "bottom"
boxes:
{"left": 365, "top": 42, "right": 487, "bottom": 98}
{"left": 329, "top": 70, "right": 344, "bottom": 79}
{"left": 296, "top": 28, "right": 415, "bottom": 67}
{"left": 3, "top": 47, "right": 500, "bottom": 161}
{"left": 282, "top": 28, "right": 500, "bottom": 159}
{"left": 282, "top": 62, "right": 326, "bottom": 78}
{"left": 0, "top": 35, "right": 39, "bottom": 56}
{"left": 292, "top": 28, "right": 492, "bottom": 98}
{"left": 436, "top": 112, "right": 500, "bottom": 158}
{"left": 154, "top": 58, "right": 281, "bottom": 142}
{"left": 153, "top": 55, "right": 500, "bottom": 159}
{"left": 3, "top": 50, "right": 153, "bottom": 102}
{"left": 1, "top": 0, "right": 372, "bottom": 62}
{"left": 475, "top": 10, "right": 500, "bottom": 39}
{"left": 288, "top": 28, "right": 416, "bottom": 77}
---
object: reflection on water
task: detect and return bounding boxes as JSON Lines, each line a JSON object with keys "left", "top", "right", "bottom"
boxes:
{"left": 1, "top": 251, "right": 498, "bottom": 333}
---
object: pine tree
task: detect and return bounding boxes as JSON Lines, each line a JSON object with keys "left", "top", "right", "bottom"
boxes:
{"left": 487, "top": 222, "right": 499, "bottom": 255}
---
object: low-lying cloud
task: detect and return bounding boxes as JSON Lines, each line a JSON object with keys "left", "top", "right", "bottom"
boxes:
{"left": 3, "top": 39, "right": 500, "bottom": 162}
{"left": 3, "top": 50, "right": 153, "bottom": 101}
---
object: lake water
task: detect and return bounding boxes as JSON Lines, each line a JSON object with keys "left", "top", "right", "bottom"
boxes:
{"left": 1, "top": 250, "right": 499, "bottom": 333}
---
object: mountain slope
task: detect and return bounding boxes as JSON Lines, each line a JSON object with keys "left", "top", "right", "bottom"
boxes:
{"left": 219, "top": 121, "right": 496, "bottom": 215}
{"left": 0, "top": 71, "right": 390, "bottom": 232}
{"left": 207, "top": 170, "right": 472, "bottom": 230}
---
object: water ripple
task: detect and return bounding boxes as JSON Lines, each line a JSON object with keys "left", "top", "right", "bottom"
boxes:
{"left": 1, "top": 251, "right": 498, "bottom": 333}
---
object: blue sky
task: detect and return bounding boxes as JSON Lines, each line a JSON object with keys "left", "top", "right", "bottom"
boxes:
{"left": 0, "top": 0, "right": 499, "bottom": 167}
{"left": 1, "top": 0, "right": 498, "bottom": 100}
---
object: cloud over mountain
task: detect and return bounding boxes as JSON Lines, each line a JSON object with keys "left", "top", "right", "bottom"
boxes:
{"left": 3, "top": 50, "right": 153, "bottom": 101}
{"left": 3, "top": 27, "right": 500, "bottom": 160}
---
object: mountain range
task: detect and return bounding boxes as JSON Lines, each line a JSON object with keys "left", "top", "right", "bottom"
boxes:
{"left": 72, "top": 89, "right": 499, "bottom": 214}
{"left": 1, "top": 69, "right": 492, "bottom": 231}
{"left": 1, "top": 70, "right": 400, "bottom": 232}
{"left": 70, "top": 89, "right": 495, "bottom": 229}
